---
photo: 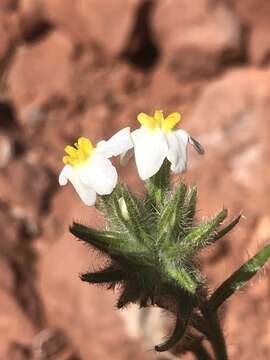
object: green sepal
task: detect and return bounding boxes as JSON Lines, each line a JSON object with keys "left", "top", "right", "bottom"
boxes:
{"left": 163, "top": 259, "right": 201, "bottom": 294}
{"left": 158, "top": 182, "right": 187, "bottom": 242}
{"left": 96, "top": 198, "right": 120, "bottom": 233}
{"left": 145, "top": 160, "right": 171, "bottom": 210}
{"left": 209, "top": 243, "right": 270, "bottom": 311}
{"left": 95, "top": 194, "right": 111, "bottom": 214}
{"left": 177, "top": 209, "right": 228, "bottom": 255}
{"left": 212, "top": 214, "right": 241, "bottom": 242}
{"left": 182, "top": 185, "right": 198, "bottom": 229}
{"left": 118, "top": 185, "right": 152, "bottom": 245}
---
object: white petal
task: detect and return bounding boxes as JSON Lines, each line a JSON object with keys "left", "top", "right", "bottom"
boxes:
{"left": 132, "top": 127, "right": 168, "bottom": 180}
{"left": 96, "top": 127, "right": 133, "bottom": 158}
{"left": 59, "top": 165, "right": 73, "bottom": 186}
{"left": 79, "top": 155, "right": 118, "bottom": 195}
{"left": 167, "top": 129, "right": 189, "bottom": 174}
{"left": 68, "top": 170, "right": 97, "bottom": 206}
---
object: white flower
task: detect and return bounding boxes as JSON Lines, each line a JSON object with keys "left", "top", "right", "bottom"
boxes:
{"left": 122, "top": 110, "right": 204, "bottom": 180}
{"left": 59, "top": 128, "right": 133, "bottom": 206}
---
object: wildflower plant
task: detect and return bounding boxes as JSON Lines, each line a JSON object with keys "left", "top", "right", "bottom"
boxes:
{"left": 60, "top": 111, "right": 270, "bottom": 359}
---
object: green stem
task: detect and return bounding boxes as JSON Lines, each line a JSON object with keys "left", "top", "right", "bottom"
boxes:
{"left": 192, "top": 343, "right": 213, "bottom": 360}
{"left": 201, "top": 307, "right": 228, "bottom": 360}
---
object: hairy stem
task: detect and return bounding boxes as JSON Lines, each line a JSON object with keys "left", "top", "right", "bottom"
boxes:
{"left": 201, "top": 306, "right": 228, "bottom": 360}
{"left": 191, "top": 343, "right": 213, "bottom": 360}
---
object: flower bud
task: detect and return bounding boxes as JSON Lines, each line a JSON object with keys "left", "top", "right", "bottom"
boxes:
{"left": 118, "top": 197, "right": 129, "bottom": 221}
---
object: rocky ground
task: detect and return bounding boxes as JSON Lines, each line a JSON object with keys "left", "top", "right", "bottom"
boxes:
{"left": 0, "top": 0, "right": 270, "bottom": 359}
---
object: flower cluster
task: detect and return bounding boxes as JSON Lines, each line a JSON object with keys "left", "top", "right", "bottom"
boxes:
{"left": 59, "top": 110, "right": 204, "bottom": 205}
{"left": 58, "top": 110, "right": 270, "bottom": 357}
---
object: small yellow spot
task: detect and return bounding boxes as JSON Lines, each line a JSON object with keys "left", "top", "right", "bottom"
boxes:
{"left": 63, "top": 137, "right": 94, "bottom": 167}
{"left": 137, "top": 110, "right": 181, "bottom": 132}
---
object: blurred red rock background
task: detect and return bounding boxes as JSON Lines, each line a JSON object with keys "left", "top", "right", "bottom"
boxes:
{"left": 0, "top": 0, "right": 270, "bottom": 359}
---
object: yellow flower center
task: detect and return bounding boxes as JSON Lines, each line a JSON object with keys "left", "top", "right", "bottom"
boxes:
{"left": 63, "top": 137, "right": 94, "bottom": 167}
{"left": 137, "top": 110, "right": 181, "bottom": 132}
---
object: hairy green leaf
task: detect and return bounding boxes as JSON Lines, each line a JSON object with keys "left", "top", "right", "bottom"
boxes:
{"left": 70, "top": 223, "right": 120, "bottom": 254}
{"left": 81, "top": 267, "right": 124, "bottom": 284}
{"left": 155, "top": 314, "right": 191, "bottom": 351}
{"left": 209, "top": 243, "right": 270, "bottom": 311}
